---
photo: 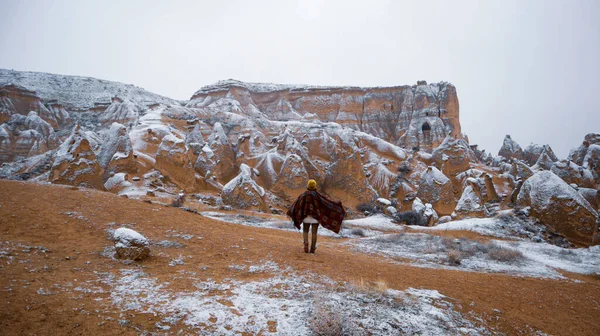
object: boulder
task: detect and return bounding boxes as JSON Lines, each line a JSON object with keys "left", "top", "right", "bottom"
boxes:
{"left": 104, "top": 172, "right": 132, "bottom": 192}
{"left": 221, "top": 163, "right": 269, "bottom": 212}
{"left": 516, "top": 171, "right": 599, "bottom": 246}
{"left": 498, "top": 135, "right": 523, "bottom": 161}
{"left": 417, "top": 166, "right": 456, "bottom": 216}
{"left": 431, "top": 136, "right": 474, "bottom": 177}
{"left": 113, "top": 228, "right": 150, "bottom": 261}
{"left": 412, "top": 198, "right": 439, "bottom": 226}
{"left": 454, "top": 182, "right": 487, "bottom": 219}
{"left": 550, "top": 160, "right": 595, "bottom": 188}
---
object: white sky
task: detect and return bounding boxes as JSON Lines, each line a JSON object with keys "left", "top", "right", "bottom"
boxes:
{"left": 1, "top": 0, "right": 598, "bottom": 158}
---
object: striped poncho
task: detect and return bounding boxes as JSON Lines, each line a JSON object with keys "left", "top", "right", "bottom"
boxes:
{"left": 286, "top": 190, "right": 346, "bottom": 233}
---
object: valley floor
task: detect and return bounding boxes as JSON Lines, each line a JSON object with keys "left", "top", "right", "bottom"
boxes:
{"left": 1, "top": 180, "right": 599, "bottom": 335}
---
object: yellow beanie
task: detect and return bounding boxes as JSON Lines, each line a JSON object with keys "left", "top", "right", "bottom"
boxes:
{"left": 307, "top": 179, "right": 317, "bottom": 190}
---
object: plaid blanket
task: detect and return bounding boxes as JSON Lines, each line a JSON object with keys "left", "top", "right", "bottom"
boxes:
{"left": 286, "top": 190, "right": 346, "bottom": 233}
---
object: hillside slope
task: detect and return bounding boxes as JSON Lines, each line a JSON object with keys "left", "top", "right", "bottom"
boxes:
{"left": 1, "top": 180, "right": 599, "bottom": 335}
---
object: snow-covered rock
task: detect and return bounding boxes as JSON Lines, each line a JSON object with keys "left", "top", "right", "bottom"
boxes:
{"left": 516, "top": 171, "right": 599, "bottom": 246}
{"left": 550, "top": 160, "right": 595, "bottom": 188}
{"left": 431, "top": 136, "right": 474, "bottom": 176}
{"left": 98, "top": 122, "right": 137, "bottom": 175}
{"left": 524, "top": 143, "right": 557, "bottom": 166}
{"left": 113, "top": 227, "right": 150, "bottom": 260}
{"left": 100, "top": 98, "right": 139, "bottom": 126}
{"left": 104, "top": 172, "right": 132, "bottom": 192}
{"left": 417, "top": 166, "right": 456, "bottom": 216}
{"left": 498, "top": 135, "right": 524, "bottom": 161}
{"left": 155, "top": 134, "right": 198, "bottom": 192}
{"left": 49, "top": 124, "right": 105, "bottom": 189}
{"left": 454, "top": 183, "right": 487, "bottom": 219}
{"left": 221, "top": 164, "right": 269, "bottom": 212}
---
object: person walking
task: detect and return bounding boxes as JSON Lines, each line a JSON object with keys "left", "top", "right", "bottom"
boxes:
{"left": 286, "top": 179, "right": 346, "bottom": 253}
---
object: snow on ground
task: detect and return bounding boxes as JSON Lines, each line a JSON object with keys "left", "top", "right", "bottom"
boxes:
{"left": 494, "top": 240, "right": 600, "bottom": 276}
{"left": 200, "top": 211, "right": 386, "bottom": 238}
{"left": 69, "top": 260, "right": 490, "bottom": 335}
{"left": 349, "top": 231, "right": 600, "bottom": 279}
{"left": 409, "top": 214, "right": 545, "bottom": 242}
{"left": 343, "top": 214, "right": 405, "bottom": 232}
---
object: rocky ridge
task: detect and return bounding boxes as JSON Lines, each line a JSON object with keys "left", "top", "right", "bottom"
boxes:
{"left": 0, "top": 69, "right": 598, "bottom": 246}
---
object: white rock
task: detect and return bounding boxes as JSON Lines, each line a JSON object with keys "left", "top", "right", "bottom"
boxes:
{"left": 113, "top": 228, "right": 150, "bottom": 261}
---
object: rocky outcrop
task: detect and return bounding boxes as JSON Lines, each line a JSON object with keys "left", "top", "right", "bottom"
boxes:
{"left": 155, "top": 134, "right": 198, "bottom": 192}
{"left": 113, "top": 227, "right": 150, "bottom": 260}
{"left": 194, "top": 122, "right": 237, "bottom": 184}
{"left": 0, "top": 84, "right": 61, "bottom": 128}
{"left": 100, "top": 97, "right": 139, "bottom": 126}
{"left": 498, "top": 135, "right": 523, "bottom": 161}
{"left": 49, "top": 124, "right": 105, "bottom": 189}
{"left": 550, "top": 160, "right": 595, "bottom": 188}
{"left": 524, "top": 144, "right": 557, "bottom": 166}
{"left": 0, "top": 112, "right": 59, "bottom": 163}
{"left": 568, "top": 133, "right": 600, "bottom": 166}
{"left": 454, "top": 179, "right": 487, "bottom": 219}
{"left": 417, "top": 166, "right": 456, "bottom": 216}
{"left": 516, "top": 171, "right": 599, "bottom": 246}
{"left": 533, "top": 149, "right": 555, "bottom": 170}
{"left": 431, "top": 136, "right": 474, "bottom": 177}
{"left": 98, "top": 122, "right": 137, "bottom": 176}
{"left": 187, "top": 80, "right": 462, "bottom": 150}
{"left": 221, "top": 164, "right": 269, "bottom": 212}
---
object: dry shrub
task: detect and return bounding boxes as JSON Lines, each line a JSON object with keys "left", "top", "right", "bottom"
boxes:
{"left": 447, "top": 250, "right": 462, "bottom": 265}
{"left": 309, "top": 302, "right": 345, "bottom": 336}
{"left": 350, "top": 228, "right": 367, "bottom": 237}
{"left": 487, "top": 244, "right": 524, "bottom": 263}
{"left": 171, "top": 193, "right": 185, "bottom": 207}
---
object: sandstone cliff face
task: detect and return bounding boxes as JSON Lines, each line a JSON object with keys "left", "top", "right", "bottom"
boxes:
{"left": 187, "top": 80, "right": 461, "bottom": 151}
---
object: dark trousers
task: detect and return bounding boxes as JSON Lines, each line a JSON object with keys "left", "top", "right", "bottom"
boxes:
{"left": 302, "top": 223, "right": 319, "bottom": 252}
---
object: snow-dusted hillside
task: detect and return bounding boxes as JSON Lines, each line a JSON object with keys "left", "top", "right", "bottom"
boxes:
{"left": 0, "top": 68, "right": 180, "bottom": 110}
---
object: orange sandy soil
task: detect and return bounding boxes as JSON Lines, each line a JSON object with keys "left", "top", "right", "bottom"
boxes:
{"left": 1, "top": 180, "right": 599, "bottom": 335}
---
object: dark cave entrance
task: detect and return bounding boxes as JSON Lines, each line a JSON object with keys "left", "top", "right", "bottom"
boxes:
{"left": 422, "top": 122, "right": 432, "bottom": 144}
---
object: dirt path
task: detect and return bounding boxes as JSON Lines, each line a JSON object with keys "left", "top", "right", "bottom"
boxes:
{"left": 1, "top": 180, "right": 599, "bottom": 335}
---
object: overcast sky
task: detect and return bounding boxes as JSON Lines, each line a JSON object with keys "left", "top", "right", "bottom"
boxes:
{"left": 1, "top": 0, "right": 598, "bottom": 158}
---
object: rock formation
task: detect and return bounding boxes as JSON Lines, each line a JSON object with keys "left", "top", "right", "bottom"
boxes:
{"left": 49, "top": 124, "right": 105, "bottom": 190}
{"left": 417, "top": 166, "right": 456, "bottom": 216}
{"left": 113, "top": 227, "right": 150, "bottom": 260}
{"left": 498, "top": 135, "right": 523, "bottom": 161}
{"left": 221, "top": 164, "right": 269, "bottom": 212}
{"left": 516, "top": 171, "right": 599, "bottom": 246}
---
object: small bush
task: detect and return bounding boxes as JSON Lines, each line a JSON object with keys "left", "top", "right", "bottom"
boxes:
{"left": 447, "top": 250, "right": 462, "bottom": 265}
{"left": 171, "top": 193, "right": 186, "bottom": 207}
{"left": 397, "top": 163, "right": 412, "bottom": 174}
{"left": 309, "top": 303, "right": 345, "bottom": 336}
{"left": 394, "top": 210, "right": 426, "bottom": 226}
{"left": 350, "top": 228, "right": 367, "bottom": 237}
{"left": 487, "top": 244, "right": 524, "bottom": 263}
{"left": 356, "top": 203, "right": 381, "bottom": 215}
